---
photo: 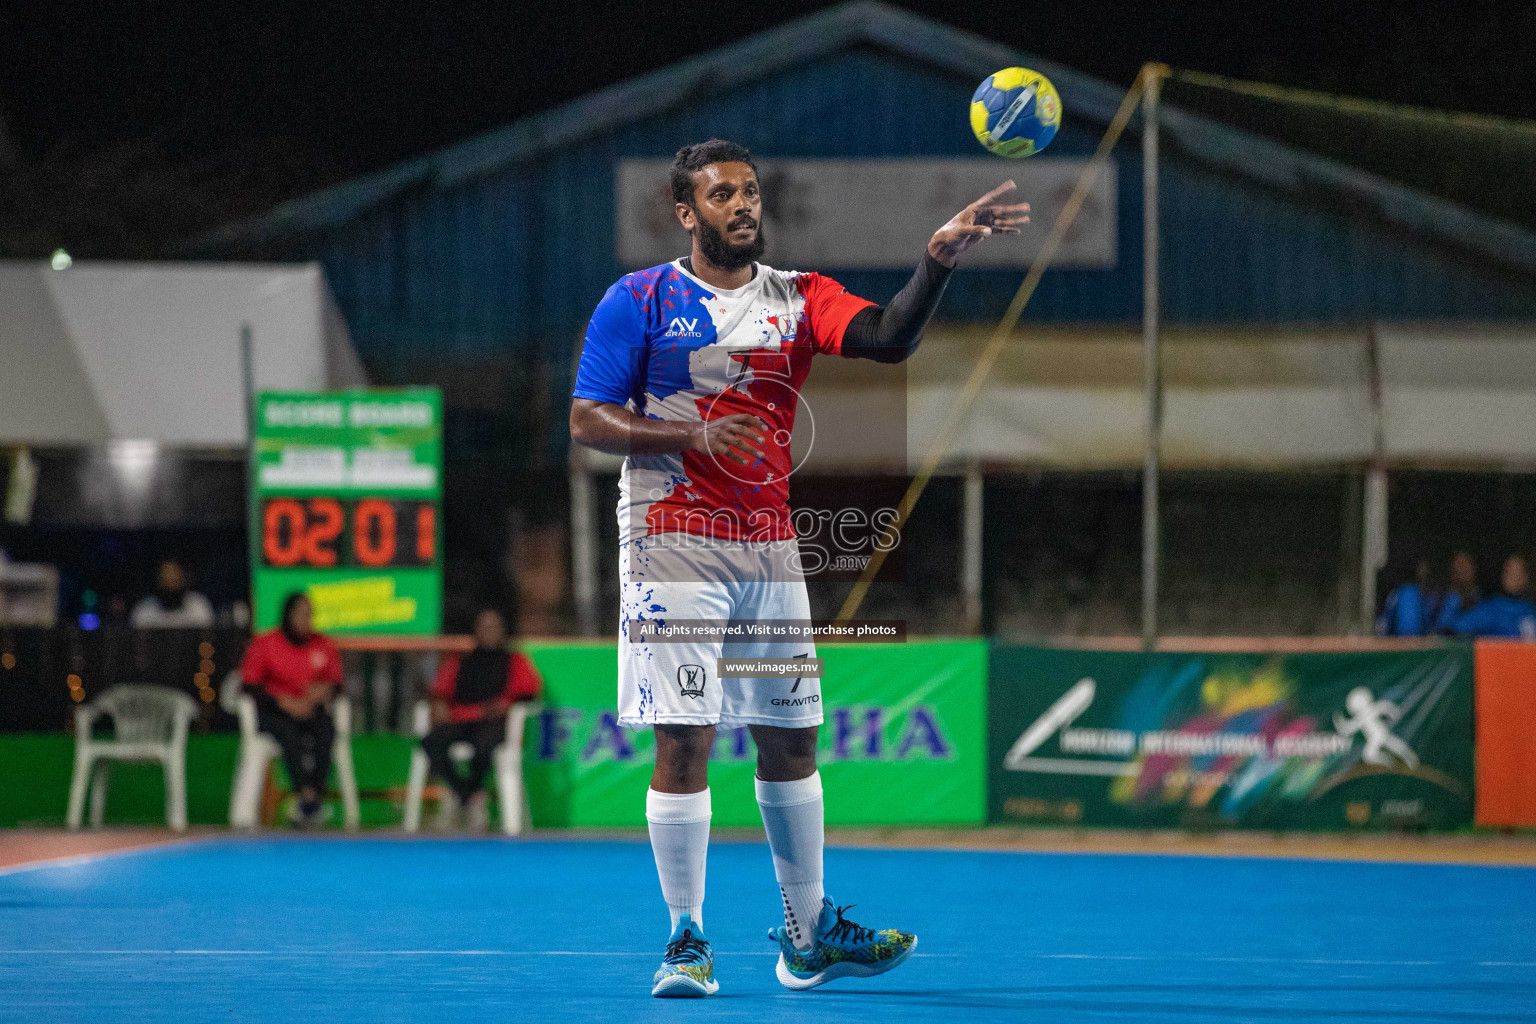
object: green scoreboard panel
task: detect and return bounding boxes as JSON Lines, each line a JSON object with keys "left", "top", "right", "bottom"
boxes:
{"left": 251, "top": 390, "right": 443, "bottom": 634}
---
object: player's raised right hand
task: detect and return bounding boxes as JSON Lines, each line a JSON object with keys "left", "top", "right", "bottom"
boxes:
{"left": 693, "top": 414, "right": 767, "bottom": 465}
{"left": 927, "top": 180, "right": 1030, "bottom": 267}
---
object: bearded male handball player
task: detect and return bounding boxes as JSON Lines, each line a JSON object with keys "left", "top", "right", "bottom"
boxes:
{"left": 569, "top": 140, "right": 1028, "bottom": 996}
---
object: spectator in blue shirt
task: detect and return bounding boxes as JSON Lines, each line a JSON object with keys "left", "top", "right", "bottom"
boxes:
{"left": 1434, "top": 550, "right": 1479, "bottom": 634}
{"left": 1451, "top": 555, "right": 1536, "bottom": 639}
{"left": 1377, "top": 555, "right": 1441, "bottom": 636}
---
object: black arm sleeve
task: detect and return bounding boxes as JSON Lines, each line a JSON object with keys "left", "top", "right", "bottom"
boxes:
{"left": 839, "top": 250, "right": 954, "bottom": 363}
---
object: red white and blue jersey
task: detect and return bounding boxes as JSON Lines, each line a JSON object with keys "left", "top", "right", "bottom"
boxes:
{"left": 574, "top": 260, "right": 873, "bottom": 544}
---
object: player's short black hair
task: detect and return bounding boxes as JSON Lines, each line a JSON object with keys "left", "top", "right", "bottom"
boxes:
{"left": 670, "top": 140, "right": 758, "bottom": 207}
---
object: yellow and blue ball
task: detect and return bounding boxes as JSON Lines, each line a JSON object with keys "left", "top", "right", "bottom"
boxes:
{"left": 970, "top": 67, "right": 1061, "bottom": 158}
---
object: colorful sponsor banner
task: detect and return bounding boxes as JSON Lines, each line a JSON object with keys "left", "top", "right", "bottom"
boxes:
{"left": 989, "top": 644, "right": 1474, "bottom": 830}
{"left": 251, "top": 390, "right": 443, "bottom": 634}
{"left": 523, "top": 640, "right": 987, "bottom": 827}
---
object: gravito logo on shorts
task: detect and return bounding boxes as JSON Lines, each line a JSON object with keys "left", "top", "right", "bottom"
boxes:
{"left": 665, "top": 317, "right": 704, "bottom": 339}
{"left": 677, "top": 663, "right": 706, "bottom": 699}
{"left": 773, "top": 656, "right": 817, "bottom": 706}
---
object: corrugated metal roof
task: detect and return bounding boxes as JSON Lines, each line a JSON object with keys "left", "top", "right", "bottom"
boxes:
{"left": 1166, "top": 70, "right": 1536, "bottom": 236}
{"left": 179, "top": 0, "right": 1536, "bottom": 485}
{"left": 276, "top": 49, "right": 1536, "bottom": 350}
{"left": 190, "top": 1, "right": 1536, "bottom": 285}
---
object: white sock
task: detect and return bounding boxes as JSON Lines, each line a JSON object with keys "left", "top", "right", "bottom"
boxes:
{"left": 646, "top": 787, "right": 710, "bottom": 934}
{"left": 755, "top": 771, "right": 825, "bottom": 951}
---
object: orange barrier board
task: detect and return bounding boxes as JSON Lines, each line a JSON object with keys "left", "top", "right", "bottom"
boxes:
{"left": 1474, "top": 640, "right": 1536, "bottom": 827}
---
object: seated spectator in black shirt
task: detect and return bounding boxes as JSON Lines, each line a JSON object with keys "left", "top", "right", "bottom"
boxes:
{"left": 422, "top": 609, "right": 541, "bottom": 830}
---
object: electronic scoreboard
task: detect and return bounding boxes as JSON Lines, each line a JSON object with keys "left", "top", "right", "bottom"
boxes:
{"left": 251, "top": 390, "right": 442, "bottom": 633}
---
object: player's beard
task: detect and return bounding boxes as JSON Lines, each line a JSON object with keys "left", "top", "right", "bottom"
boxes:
{"left": 694, "top": 215, "right": 766, "bottom": 271}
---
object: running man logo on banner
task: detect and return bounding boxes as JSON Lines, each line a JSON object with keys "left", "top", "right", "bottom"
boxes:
{"left": 1334, "top": 687, "right": 1419, "bottom": 768}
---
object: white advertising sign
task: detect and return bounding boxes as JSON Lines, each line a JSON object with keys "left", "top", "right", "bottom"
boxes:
{"left": 616, "top": 158, "right": 1117, "bottom": 270}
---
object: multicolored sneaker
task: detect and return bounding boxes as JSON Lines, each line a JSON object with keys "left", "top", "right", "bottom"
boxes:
{"left": 651, "top": 915, "right": 719, "bottom": 998}
{"left": 768, "top": 897, "right": 917, "bottom": 990}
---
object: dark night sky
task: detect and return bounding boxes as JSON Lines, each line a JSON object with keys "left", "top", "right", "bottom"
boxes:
{"left": 0, "top": 0, "right": 1531, "bottom": 255}
{"left": 5, "top": 0, "right": 1533, "bottom": 170}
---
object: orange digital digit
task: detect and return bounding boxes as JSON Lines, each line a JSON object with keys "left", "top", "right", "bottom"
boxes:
{"left": 304, "top": 498, "right": 343, "bottom": 567}
{"left": 262, "top": 499, "right": 306, "bottom": 567}
{"left": 416, "top": 504, "right": 436, "bottom": 563}
{"left": 354, "top": 499, "right": 397, "bottom": 566}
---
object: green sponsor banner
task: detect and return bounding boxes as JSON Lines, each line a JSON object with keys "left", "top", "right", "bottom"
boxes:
{"left": 0, "top": 641, "right": 983, "bottom": 829}
{"left": 524, "top": 639, "right": 987, "bottom": 827}
{"left": 988, "top": 644, "right": 1474, "bottom": 831}
{"left": 0, "top": 733, "right": 415, "bottom": 828}
{"left": 251, "top": 389, "right": 443, "bottom": 634}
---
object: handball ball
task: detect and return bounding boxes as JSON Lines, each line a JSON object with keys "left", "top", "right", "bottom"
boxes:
{"left": 970, "top": 67, "right": 1061, "bottom": 158}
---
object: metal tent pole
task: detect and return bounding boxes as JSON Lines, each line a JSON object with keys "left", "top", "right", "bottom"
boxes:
{"left": 961, "top": 460, "right": 984, "bottom": 633}
{"left": 1360, "top": 324, "right": 1389, "bottom": 632}
{"left": 569, "top": 447, "right": 598, "bottom": 636}
{"left": 1141, "top": 66, "right": 1165, "bottom": 651}
{"left": 240, "top": 323, "right": 257, "bottom": 620}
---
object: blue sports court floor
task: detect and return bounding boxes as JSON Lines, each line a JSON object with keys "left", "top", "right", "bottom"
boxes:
{"left": 1, "top": 836, "right": 1533, "bottom": 1023}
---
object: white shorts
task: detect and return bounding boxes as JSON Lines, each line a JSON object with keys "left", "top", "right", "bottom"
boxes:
{"left": 617, "top": 536, "right": 821, "bottom": 729}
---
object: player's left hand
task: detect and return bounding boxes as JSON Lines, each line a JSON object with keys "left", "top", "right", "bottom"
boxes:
{"left": 927, "top": 181, "right": 1030, "bottom": 267}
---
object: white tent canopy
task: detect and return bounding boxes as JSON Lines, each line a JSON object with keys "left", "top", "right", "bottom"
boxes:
{"left": 803, "top": 323, "right": 1536, "bottom": 471}
{"left": 568, "top": 321, "right": 1536, "bottom": 634}
{"left": 0, "top": 261, "right": 365, "bottom": 448}
{"left": 578, "top": 323, "right": 1536, "bottom": 474}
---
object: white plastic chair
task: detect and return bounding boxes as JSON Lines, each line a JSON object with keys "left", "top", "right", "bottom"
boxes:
{"left": 403, "top": 700, "right": 541, "bottom": 836}
{"left": 223, "top": 671, "right": 360, "bottom": 831}
{"left": 67, "top": 685, "right": 198, "bottom": 831}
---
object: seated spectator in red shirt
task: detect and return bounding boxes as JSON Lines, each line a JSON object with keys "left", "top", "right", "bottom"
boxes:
{"left": 422, "top": 608, "right": 541, "bottom": 829}
{"left": 239, "top": 592, "right": 343, "bottom": 827}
